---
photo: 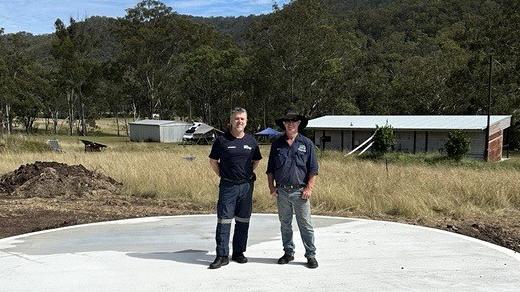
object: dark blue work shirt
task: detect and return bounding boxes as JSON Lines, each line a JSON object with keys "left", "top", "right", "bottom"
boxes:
{"left": 266, "top": 134, "right": 319, "bottom": 187}
{"left": 209, "top": 132, "right": 262, "bottom": 182}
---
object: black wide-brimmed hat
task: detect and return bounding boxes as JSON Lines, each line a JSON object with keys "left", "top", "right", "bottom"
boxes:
{"left": 275, "top": 109, "right": 308, "bottom": 131}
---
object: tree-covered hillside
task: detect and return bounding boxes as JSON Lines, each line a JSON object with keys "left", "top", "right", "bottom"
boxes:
{"left": 0, "top": 0, "right": 518, "bottom": 147}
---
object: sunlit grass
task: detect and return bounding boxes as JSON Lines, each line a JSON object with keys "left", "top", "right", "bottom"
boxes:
{"left": 1, "top": 135, "right": 519, "bottom": 222}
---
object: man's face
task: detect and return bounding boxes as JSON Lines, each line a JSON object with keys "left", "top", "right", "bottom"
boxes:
{"left": 283, "top": 118, "right": 300, "bottom": 134}
{"left": 230, "top": 112, "right": 247, "bottom": 133}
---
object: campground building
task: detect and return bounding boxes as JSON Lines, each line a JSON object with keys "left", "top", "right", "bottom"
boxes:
{"left": 307, "top": 115, "right": 511, "bottom": 162}
{"left": 128, "top": 120, "right": 191, "bottom": 143}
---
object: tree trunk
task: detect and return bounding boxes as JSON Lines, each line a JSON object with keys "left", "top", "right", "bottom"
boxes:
{"left": 52, "top": 111, "right": 58, "bottom": 134}
{"left": 188, "top": 99, "right": 192, "bottom": 122}
{"left": 123, "top": 115, "right": 129, "bottom": 137}
{"left": 132, "top": 101, "right": 137, "bottom": 121}
{"left": 81, "top": 102, "right": 87, "bottom": 136}
{"left": 68, "top": 90, "right": 74, "bottom": 136}
{"left": 6, "top": 104, "right": 11, "bottom": 135}
{"left": 0, "top": 109, "right": 3, "bottom": 137}
{"left": 115, "top": 109, "right": 120, "bottom": 136}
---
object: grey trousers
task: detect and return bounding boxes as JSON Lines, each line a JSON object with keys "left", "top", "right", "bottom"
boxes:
{"left": 276, "top": 187, "right": 316, "bottom": 258}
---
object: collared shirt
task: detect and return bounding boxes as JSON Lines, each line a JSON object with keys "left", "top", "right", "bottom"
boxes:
{"left": 266, "top": 133, "right": 319, "bottom": 187}
{"left": 209, "top": 132, "right": 262, "bottom": 182}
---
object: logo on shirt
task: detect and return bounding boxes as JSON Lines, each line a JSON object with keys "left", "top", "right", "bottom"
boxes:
{"left": 243, "top": 145, "right": 252, "bottom": 150}
{"left": 297, "top": 145, "right": 307, "bottom": 153}
{"left": 227, "top": 146, "right": 237, "bottom": 149}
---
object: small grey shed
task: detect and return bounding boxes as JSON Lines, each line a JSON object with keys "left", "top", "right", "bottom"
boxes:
{"left": 129, "top": 120, "right": 191, "bottom": 143}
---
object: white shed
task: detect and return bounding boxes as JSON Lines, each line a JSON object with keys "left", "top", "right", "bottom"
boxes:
{"left": 307, "top": 115, "right": 512, "bottom": 161}
{"left": 129, "top": 120, "right": 191, "bottom": 143}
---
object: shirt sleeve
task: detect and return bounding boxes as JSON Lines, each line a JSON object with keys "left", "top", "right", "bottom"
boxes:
{"left": 252, "top": 142, "right": 262, "bottom": 161}
{"left": 307, "top": 141, "right": 319, "bottom": 176}
{"left": 266, "top": 143, "right": 276, "bottom": 175}
{"left": 208, "top": 137, "right": 221, "bottom": 160}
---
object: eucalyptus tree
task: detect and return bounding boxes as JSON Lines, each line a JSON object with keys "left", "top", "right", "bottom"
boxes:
{"left": 116, "top": 0, "right": 230, "bottom": 121}
{"left": 247, "top": 0, "right": 361, "bottom": 121}
{"left": 52, "top": 18, "right": 99, "bottom": 135}
{"left": 176, "top": 46, "right": 249, "bottom": 128}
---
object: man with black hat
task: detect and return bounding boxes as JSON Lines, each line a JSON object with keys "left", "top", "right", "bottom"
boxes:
{"left": 208, "top": 107, "right": 262, "bottom": 269}
{"left": 266, "top": 109, "right": 319, "bottom": 269}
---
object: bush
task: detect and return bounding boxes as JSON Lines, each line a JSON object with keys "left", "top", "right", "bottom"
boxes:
{"left": 510, "top": 110, "right": 520, "bottom": 151}
{"left": 372, "top": 125, "right": 395, "bottom": 156}
{"left": 444, "top": 130, "right": 470, "bottom": 161}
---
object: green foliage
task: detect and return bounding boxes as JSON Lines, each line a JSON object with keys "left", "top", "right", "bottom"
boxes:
{"left": 444, "top": 130, "right": 470, "bottom": 161}
{"left": 510, "top": 110, "right": 520, "bottom": 151}
{"left": 1, "top": 0, "right": 520, "bottom": 136}
{"left": 372, "top": 125, "right": 395, "bottom": 156}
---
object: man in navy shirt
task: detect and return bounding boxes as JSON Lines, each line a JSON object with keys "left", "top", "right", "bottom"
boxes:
{"left": 266, "top": 109, "right": 319, "bottom": 269}
{"left": 208, "top": 107, "right": 262, "bottom": 269}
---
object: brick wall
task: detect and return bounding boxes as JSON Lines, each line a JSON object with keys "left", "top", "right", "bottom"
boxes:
{"left": 487, "top": 130, "right": 503, "bottom": 162}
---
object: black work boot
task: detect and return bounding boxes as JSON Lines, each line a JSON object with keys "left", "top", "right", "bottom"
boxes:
{"left": 277, "top": 253, "right": 294, "bottom": 264}
{"left": 231, "top": 253, "right": 248, "bottom": 264}
{"left": 306, "top": 257, "right": 318, "bottom": 269}
{"left": 209, "top": 256, "right": 229, "bottom": 269}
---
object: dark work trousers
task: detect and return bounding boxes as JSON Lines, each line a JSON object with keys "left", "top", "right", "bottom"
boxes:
{"left": 215, "top": 179, "right": 253, "bottom": 257}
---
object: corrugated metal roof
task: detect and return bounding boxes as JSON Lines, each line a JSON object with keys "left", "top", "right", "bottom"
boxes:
{"left": 129, "top": 119, "right": 190, "bottom": 126}
{"left": 307, "top": 115, "right": 511, "bottom": 130}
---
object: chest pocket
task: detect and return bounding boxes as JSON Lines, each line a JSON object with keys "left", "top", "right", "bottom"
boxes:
{"left": 295, "top": 149, "right": 308, "bottom": 167}
{"left": 275, "top": 148, "right": 289, "bottom": 169}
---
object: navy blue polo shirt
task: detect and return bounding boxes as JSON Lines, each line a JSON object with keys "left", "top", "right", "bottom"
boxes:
{"left": 266, "top": 133, "right": 319, "bottom": 187}
{"left": 209, "top": 132, "right": 262, "bottom": 182}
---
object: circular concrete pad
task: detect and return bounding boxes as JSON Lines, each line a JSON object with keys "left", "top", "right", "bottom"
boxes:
{"left": 0, "top": 214, "right": 519, "bottom": 291}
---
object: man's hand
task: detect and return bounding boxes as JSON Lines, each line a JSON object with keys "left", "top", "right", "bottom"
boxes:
{"left": 269, "top": 186, "right": 278, "bottom": 197}
{"left": 301, "top": 175, "right": 316, "bottom": 200}
{"left": 267, "top": 174, "right": 277, "bottom": 198}
{"left": 301, "top": 187, "right": 312, "bottom": 200}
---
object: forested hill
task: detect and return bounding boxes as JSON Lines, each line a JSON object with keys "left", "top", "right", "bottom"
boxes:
{"left": 1, "top": 0, "right": 519, "bottom": 146}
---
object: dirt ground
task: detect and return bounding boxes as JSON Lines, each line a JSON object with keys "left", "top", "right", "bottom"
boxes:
{"left": 1, "top": 162, "right": 519, "bottom": 253}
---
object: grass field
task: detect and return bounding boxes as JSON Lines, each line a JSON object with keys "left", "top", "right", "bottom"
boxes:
{"left": 1, "top": 133, "right": 519, "bottom": 222}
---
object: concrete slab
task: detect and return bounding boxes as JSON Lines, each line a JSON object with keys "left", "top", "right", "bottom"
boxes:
{"left": 0, "top": 214, "right": 519, "bottom": 291}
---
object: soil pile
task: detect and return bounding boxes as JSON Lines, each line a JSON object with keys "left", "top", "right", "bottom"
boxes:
{"left": 0, "top": 161, "right": 122, "bottom": 198}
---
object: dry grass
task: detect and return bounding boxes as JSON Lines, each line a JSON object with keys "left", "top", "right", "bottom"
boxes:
{"left": 21, "top": 118, "right": 129, "bottom": 136}
{"left": 1, "top": 136, "right": 519, "bottom": 222}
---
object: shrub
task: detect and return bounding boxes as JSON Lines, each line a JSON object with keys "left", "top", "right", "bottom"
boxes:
{"left": 372, "top": 125, "right": 395, "bottom": 156}
{"left": 510, "top": 110, "right": 520, "bottom": 151}
{"left": 444, "top": 130, "right": 470, "bottom": 161}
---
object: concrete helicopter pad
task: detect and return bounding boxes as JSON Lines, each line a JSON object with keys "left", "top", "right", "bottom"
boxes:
{"left": 0, "top": 214, "right": 519, "bottom": 291}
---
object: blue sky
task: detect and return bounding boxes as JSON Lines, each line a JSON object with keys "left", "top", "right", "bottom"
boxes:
{"left": 0, "top": 0, "right": 290, "bottom": 35}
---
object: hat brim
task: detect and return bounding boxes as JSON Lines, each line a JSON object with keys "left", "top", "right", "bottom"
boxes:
{"left": 275, "top": 115, "right": 308, "bottom": 132}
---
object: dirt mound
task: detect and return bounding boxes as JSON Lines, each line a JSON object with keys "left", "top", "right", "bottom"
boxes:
{"left": 0, "top": 161, "right": 122, "bottom": 198}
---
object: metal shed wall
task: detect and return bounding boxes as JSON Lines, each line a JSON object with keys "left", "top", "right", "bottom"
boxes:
{"left": 159, "top": 124, "right": 191, "bottom": 143}
{"left": 129, "top": 124, "right": 161, "bottom": 142}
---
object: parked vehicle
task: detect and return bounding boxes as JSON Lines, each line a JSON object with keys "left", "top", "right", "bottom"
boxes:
{"left": 182, "top": 122, "right": 203, "bottom": 142}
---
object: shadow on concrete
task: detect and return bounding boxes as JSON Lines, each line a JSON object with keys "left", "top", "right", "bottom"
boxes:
{"left": 127, "top": 249, "right": 288, "bottom": 266}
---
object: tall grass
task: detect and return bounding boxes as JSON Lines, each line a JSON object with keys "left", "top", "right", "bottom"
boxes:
{"left": 0, "top": 134, "right": 51, "bottom": 152}
{"left": 1, "top": 138, "right": 519, "bottom": 221}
